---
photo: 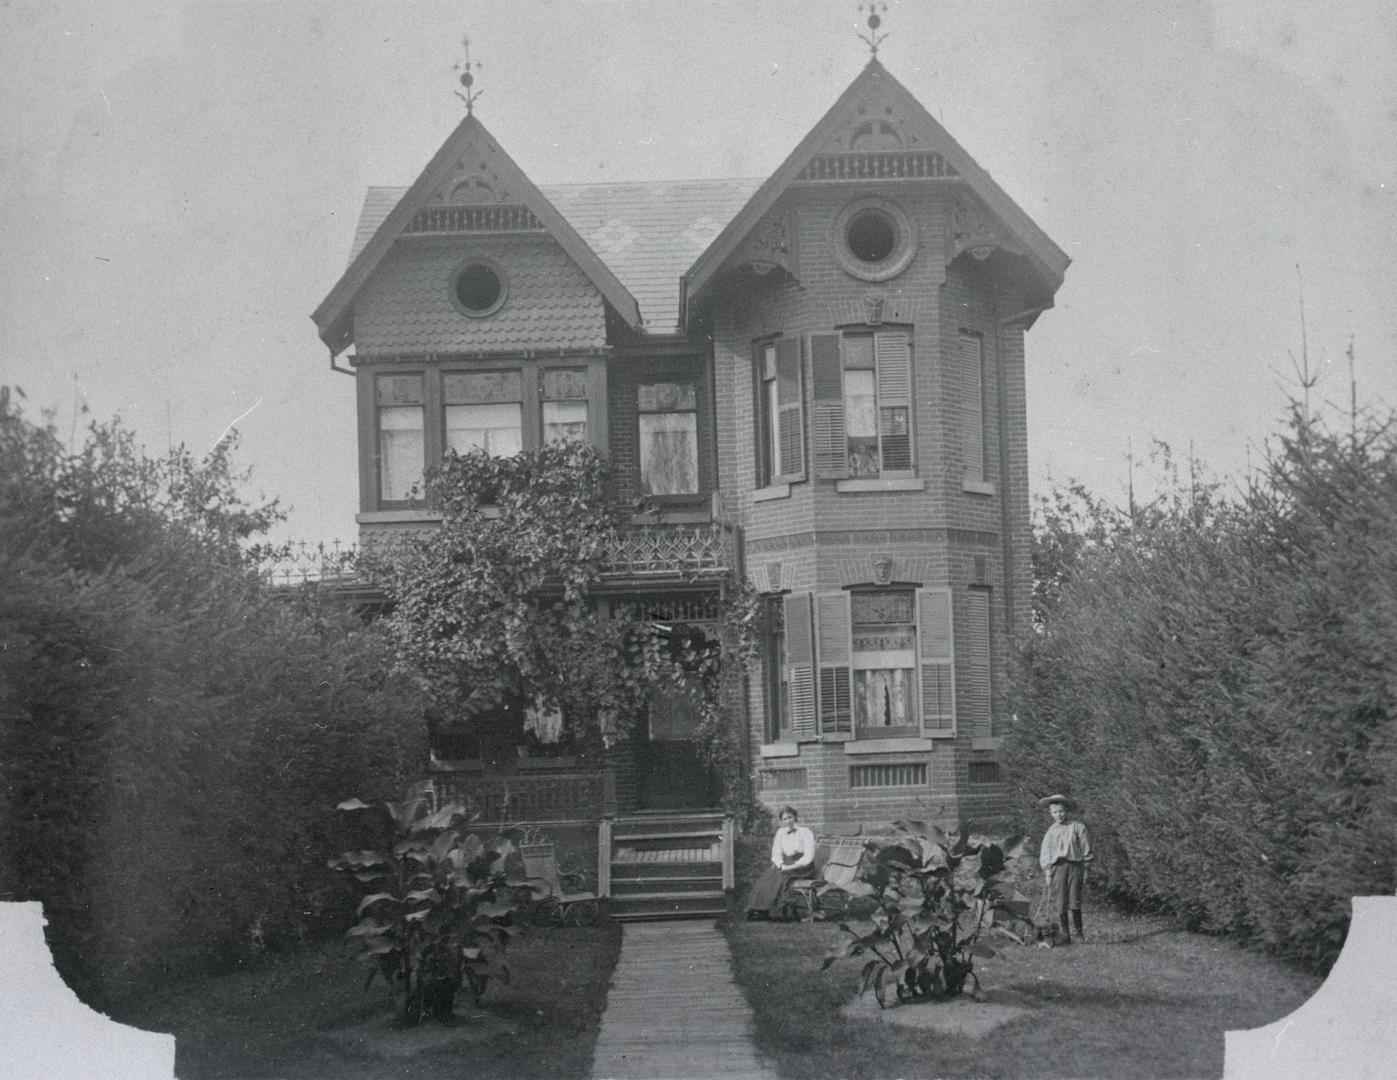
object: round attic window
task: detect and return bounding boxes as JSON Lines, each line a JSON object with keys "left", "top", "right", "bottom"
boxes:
{"left": 834, "top": 197, "right": 917, "bottom": 282}
{"left": 845, "top": 208, "right": 897, "bottom": 262}
{"left": 450, "top": 259, "right": 507, "bottom": 318}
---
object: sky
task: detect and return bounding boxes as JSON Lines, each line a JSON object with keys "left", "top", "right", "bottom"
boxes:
{"left": 3, "top": 0, "right": 1394, "bottom": 550}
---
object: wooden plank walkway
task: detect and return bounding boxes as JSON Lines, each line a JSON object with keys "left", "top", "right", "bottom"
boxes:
{"left": 590, "top": 921, "right": 777, "bottom": 1080}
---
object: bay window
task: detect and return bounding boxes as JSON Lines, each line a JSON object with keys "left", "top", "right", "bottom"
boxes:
{"left": 810, "top": 329, "right": 914, "bottom": 479}
{"left": 755, "top": 337, "right": 805, "bottom": 486}
{"left": 782, "top": 586, "right": 958, "bottom": 740}
{"left": 375, "top": 373, "right": 425, "bottom": 505}
{"left": 445, "top": 370, "right": 523, "bottom": 458}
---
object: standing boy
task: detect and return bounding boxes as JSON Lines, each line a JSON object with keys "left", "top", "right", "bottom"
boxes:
{"left": 1038, "top": 794, "right": 1093, "bottom": 944}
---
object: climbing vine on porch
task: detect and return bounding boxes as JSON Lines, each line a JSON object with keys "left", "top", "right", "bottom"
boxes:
{"left": 363, "top": 442, "right": 759, "bottom": 811}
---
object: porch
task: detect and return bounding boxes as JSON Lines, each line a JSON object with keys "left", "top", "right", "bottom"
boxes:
{"left": 430, "top": 769, "right": 732, "bottom": 921}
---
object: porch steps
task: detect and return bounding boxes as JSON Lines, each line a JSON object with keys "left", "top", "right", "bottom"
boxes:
{"left": 604, "top": 811, "right": 731, "bottom": 921}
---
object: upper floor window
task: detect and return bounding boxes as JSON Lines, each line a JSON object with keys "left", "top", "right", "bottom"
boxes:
{"left": 366, "top": 360, "right": 603, "bottom": 510}
{"left": 445, "top": 371, "right": 523, "bottom": 458}
{"left": 810, "top": 329, "right": 914, "bottom": 480}
{"left": 542, "top": 368, "right": 589, "bottom": 444}
{"left": 376, "top": 373, "right": 425, "bottom": 505}
{"left": 638, "top": 380, "right": 699, "bottom": 497}
{"left": 755, "top": 338, "right": 805, "bottom": 487}
{"left": 958, "top": 332, "right": 987, "bottom": 485}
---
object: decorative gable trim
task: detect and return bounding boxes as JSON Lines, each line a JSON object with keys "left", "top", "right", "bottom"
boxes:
{"left": 681, "top": 59, "right": 1068, "bottom": 326}
{"left": 312, "top": 114, "right": 641, "bottom": 356}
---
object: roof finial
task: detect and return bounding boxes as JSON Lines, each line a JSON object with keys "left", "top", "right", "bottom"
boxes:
{"left": 858, "top": 3, "right": 889, "bottom": 58}
{"left": 453, "top": 35, "right": 483, "bottom": 114}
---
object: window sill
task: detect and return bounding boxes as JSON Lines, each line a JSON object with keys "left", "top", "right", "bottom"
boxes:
{"left": 844, "top": 737, "right": 939, "bottom": 755}
{"left": 357, "top": 509, "right": 443, "bottom": 525}
{"left": 759, "top": 742, "right": 801, "bottom": 758}
{"left": 971, "top": 736, "right": 1003, "bottom": 751}
{"left": 751, "top": 483, "right": 791, "bottom": 503}
{"left": 835, "top": 477, "right": 925, "bottom": 494}
{"left": 962, "top": 479, "right": 996, "bottom": 496}
{"left": 627, "top": 508, "right": 713, "bottom": 525}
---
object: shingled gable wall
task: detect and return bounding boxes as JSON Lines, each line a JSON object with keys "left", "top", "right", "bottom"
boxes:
{"left": 712, "top": 182, "right": 1029, "bottom": 831}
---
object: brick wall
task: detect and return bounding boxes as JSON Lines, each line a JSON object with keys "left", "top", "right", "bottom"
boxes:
{"left": 712, "top": 183, "right": 1035, "bottom": 828}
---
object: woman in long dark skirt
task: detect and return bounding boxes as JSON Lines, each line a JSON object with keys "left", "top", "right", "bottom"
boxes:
{"left": 745, "top": 806, "right": 815, "bottom": 920}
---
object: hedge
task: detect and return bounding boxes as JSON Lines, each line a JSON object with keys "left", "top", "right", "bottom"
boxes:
{"left": 0, "top": 391, "right": 428, "bottom": 1004}
{"left": 1007, "top": 409, "right": 1397, "bottom": 973}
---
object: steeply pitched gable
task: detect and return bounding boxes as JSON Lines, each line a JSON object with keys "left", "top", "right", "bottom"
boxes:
{"left": 311, "top": 114, "right": 641, "bottom": 355}
{"left": 682, "top": 59, "right": 1069, "bottom": 321}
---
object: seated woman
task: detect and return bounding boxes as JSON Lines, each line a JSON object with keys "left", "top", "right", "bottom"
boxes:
{"left": 745, "top": 806, "right": 816, "bottom": 920}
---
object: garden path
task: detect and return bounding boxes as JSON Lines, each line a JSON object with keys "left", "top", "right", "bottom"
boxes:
{"left": 590, "top": 920, "right": 777, "bottom": 1080}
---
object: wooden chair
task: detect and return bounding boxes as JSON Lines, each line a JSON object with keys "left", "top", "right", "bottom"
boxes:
{"left": 788, "top": 836, "right": 869, "bottom": 921}
{"left": 519, "top": 842, "right": 600, "bottom": 927}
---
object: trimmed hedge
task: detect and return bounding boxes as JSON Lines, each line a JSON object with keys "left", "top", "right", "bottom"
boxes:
{"left": 0, "top": 392, "right": 427, "bottom": 1004}
{"left": 1008, "top": 410, "right": 1397, "bottom": 973}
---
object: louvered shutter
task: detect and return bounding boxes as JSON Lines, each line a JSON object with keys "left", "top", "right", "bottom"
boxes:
{"left": 810, "top": 334, "right": 848, "bottom": 478}
{"left": 783, "top": 593, "right": 817, "bottom": 738}
{"left": 752, "top": 342, "right": 768, "bottom": 485}
{"left": 875, "top": 331, "right": 913, "bottom": 472}
{"left": 774, "top": 337, "right": 805, "bottom": 483}
{"left": 917, "top": 587, "right": 956, "bottom": 736}
{"left": 959, "top": 334, "right": 985, "bottom": 482}
{"left": 816, "top": 592, "right": 852, "bottom": 735}
{"left": 963, "top": 589, "right": 991, "bottom": 739}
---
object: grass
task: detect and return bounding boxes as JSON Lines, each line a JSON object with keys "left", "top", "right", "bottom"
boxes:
{"left": 724, "top": 895, "right": 1323, "bottom": 1080}
{"left": 113, "top": 921, "right": 622, "bottom": 1080}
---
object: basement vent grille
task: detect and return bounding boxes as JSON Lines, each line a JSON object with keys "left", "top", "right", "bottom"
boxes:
{"left": 761, "top": 768, "right": 809, "bottom": 791}
{"left": 407, "top": 205, "right": 545, "bottom": 234}
{"left": 849, "top": 762, "right": 928, "bottom": 788}
{"left": 798, "top": 152, "right": 957, "bottom": 182}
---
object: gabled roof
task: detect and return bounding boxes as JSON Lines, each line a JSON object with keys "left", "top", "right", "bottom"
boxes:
{"left": 311, "top": 113, "right": 643, "bottom": 355}
{"left": 347, "top": 179, "right": 762, "bottom": 337}
{"left": 682, "top": 59, "right": 1070, "bottom": 318}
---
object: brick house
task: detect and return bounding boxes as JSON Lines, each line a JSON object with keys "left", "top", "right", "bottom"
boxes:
{"left": 312, "top": 58, "right": 1066, "bottom": 913}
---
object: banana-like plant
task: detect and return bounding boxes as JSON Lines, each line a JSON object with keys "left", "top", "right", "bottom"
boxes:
{"left": 821, "top": 821, "right": 1034, "bottom": 1008}
{"left": 328, "top": 780, "right": 523, "bottom": 1024}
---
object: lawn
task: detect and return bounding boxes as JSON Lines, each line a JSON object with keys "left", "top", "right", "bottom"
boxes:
{"left": 725, "top": 896, "right": 1323, "bottom": 1080}
{"left": 113, "top": 921, "right": 622, "bottom": 1080}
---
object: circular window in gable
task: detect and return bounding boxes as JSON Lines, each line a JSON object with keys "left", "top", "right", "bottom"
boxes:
{"left": 450, "top": 258, "right": 508, "bottom": 318}
{"left": 834, "top": 197, "right": 917, "bottom": 282}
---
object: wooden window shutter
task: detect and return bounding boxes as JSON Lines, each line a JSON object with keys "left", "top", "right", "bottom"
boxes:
{"left": 752, "top": 342, "right": 768, "bottom": 486}
{"left": 783, "top": 593, "right": 817, "bottom": 738}
{"left": 959, "top": 334, "right": 985, "bottom": 482}
{"left": 963, "top": 588, "right": 991, "bottom": 739}
{"left": 917, "top": 587, "right": 956, "bottom": 736}
{"left": 774, "top": 337, "right": 805, "bottom": 483}
{"left": 875, "top": 331, "right": 913, "bottom": 471}
{"left": 809, "top": 334, "right": 848, "bottom": 478}
{"left": 815, "top": 592, "right": 852, "bottom": 735}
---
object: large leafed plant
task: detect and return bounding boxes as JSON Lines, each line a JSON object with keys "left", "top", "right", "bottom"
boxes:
{"left": 823, "top": 821, "right": 1034, "bottom": 1007}
{"left": 328, "top": 780, "right": 521, "bottom": 1024}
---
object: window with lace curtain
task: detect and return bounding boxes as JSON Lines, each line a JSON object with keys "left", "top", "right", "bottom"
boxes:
{"left": 638, "top": 380, "right": 699, "bottom": 497}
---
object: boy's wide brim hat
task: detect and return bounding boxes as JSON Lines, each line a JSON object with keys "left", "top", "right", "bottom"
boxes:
{"left": 1037, "top": 794, "right": 1074, "bottom": 808}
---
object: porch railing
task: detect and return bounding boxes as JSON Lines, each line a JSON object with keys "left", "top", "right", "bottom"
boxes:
{"left": 259, "top": 522, "right": 729, "bottom": 589}
{"left": 431, "top": 770, "right": 609, "bottom": 824}
{"left": 605, "top": 524, "right": 728, "bottom": 578}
